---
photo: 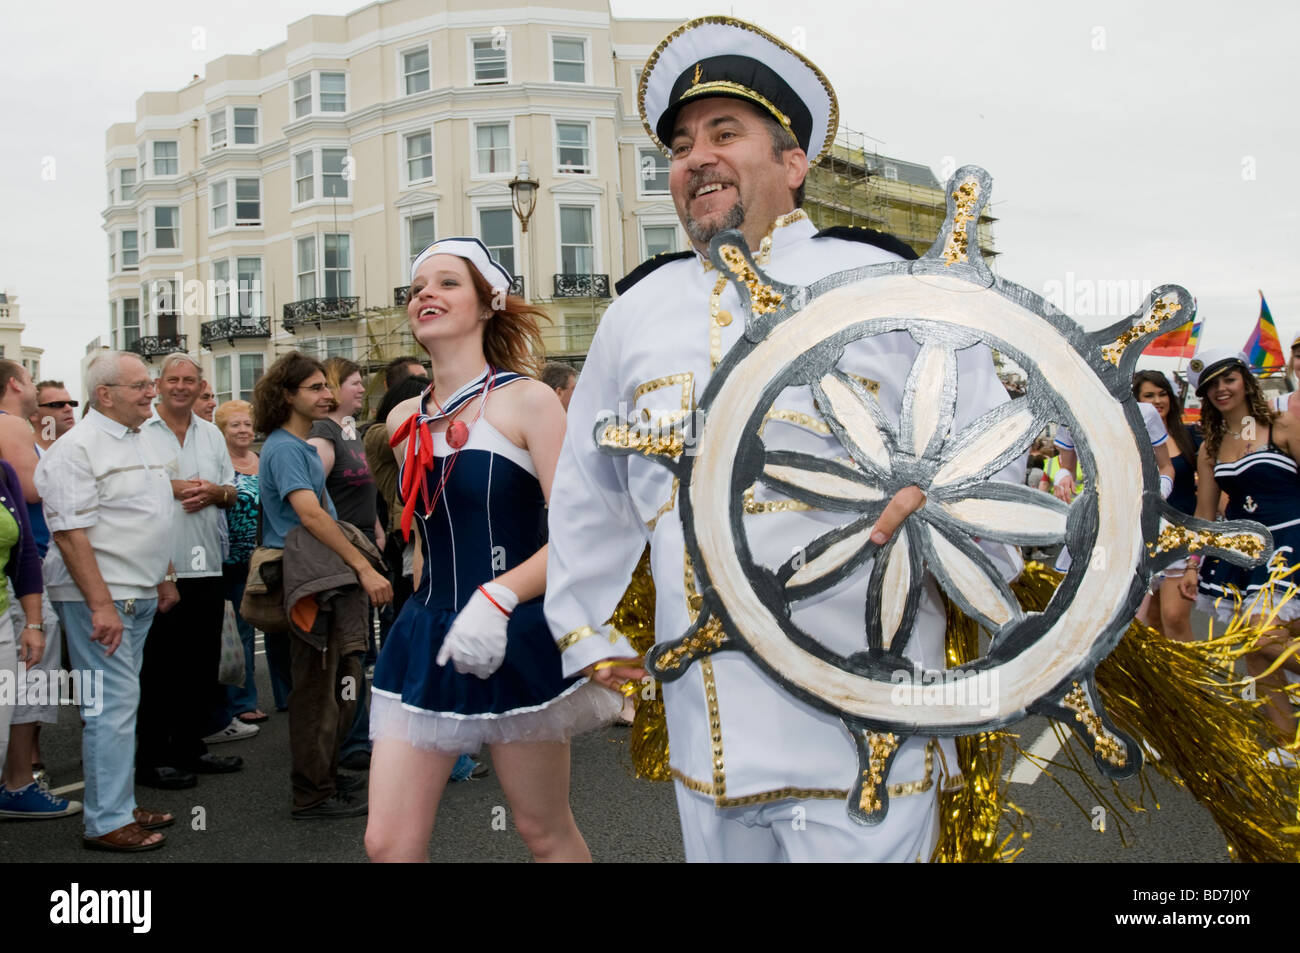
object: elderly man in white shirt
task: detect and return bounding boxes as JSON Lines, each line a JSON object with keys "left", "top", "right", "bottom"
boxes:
{"left": 36, "top": 351, "right": 179, "bottom": 851}
{"left": 137, "top": 354, "right": 242, "bottom": 790}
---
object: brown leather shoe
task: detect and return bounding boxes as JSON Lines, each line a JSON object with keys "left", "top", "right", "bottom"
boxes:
{"left": 83, "top": 821, "right": 166, "bottom": 852}
{"left": 133, "top": 807, "right": 175, "bottom": 830}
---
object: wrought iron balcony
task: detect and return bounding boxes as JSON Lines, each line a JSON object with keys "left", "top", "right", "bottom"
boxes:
{"left": 283, "top": 296, "right": 359, "bottom": 333}
{"left": 200, "top": 315, "right": 271, "bottom": 348}
{"left": 553, "top": 274, "right": 610, "bottom": 298}
{"left": 395, "top": 275, "right": 525, "bottom": 307}
{"left": 127, "top": 335, "right": 188, "bottom": 359}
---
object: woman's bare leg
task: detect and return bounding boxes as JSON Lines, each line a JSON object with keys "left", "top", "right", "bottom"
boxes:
{"left": 490, "top": 740, "right": 591, "bottom": 862}
{"left": 365, "top": 738, "right": 458, "bottom": 863}
{"left": 1158, "top": 577, "right": 1195, "bottom": 642}
{"left": 1244, "top": 617, "right": 1298, "bottom": 744}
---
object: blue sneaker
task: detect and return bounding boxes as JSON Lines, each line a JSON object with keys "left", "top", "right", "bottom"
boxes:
{"left": 0, "top": 781, "right": 83, "bottom": 819}
{"left": 449, "top": 754, "right": 488, "bottom": 782}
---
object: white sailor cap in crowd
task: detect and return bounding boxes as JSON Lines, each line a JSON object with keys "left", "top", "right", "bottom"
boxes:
{"left": 1188, "top": 347, "right": 1250, "bottom": 397}
{"left": 409, "top": 237, "right": 512, "bottom": 295}
{"left": 638, "top": 16, "right": 838, "bottom": 163}
{"left": 1290, "top": 329, "right": 1300, "bottom": 350}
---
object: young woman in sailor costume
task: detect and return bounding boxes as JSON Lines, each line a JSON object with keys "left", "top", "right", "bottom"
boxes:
{"left": 1181, "top": 349, "right": 1300, "bottom": 766}
{"left": 364, "top": 239, "right": 620, "bottom": 862}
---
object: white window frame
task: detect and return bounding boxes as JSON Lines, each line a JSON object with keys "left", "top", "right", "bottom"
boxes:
{"left": 121, "top": 297, "right": 140, "bottom": 351}
{"left": 468, "top": 33, "right": 510, "bottom": 86}
{"left": 108, "top": 232, "right": 116, "bottom": 274}
{"left": 554, "top": 119, "right": 594, "bottom": 176}
{"left": 553, "top": 199, "right": 601, "bottom": 276}
{"left": 321, "top": 148, "right": 351, "bottom": 199}
{"left": 401, "top": 206, "right": 438, "bottom": 271}
{"left": 153, "top": 205, "right": 180, "bottom": 251}
{"left": 474, "top": 204, "right": 518, "bottom": 281}
{"left": 400, "top": 43, "right": 431, "bottom": 96}
{"left": 232, "top": 106, "right": 259, "bottom": 146}
{"left": 291, "top": 74, "right": 312, "bottom": 120}
{"left": 214, "top": 354, "right": 262, "bottom": 403}
{"left": 290, "top": 146, "right": 353, "bottom": 208}
{"left": 212, "top": 259, "right": 232, "bottom": 318}
{"left": 636, "top": 145, "right": 670, "bottom": 196}
{"left": 321, "top": 233, "right": 352, "bottom": 299}
{"left": 209, "top": 109, "right": 228, "bottom": 150}
{"left": 318, "top": 71, "right": 348, "bottom": 113}
{"left": 235, "top": 257, "right": 264, "bottom": 317}
{"left": 211, "top": 181, "right": 229, "bottom": 231}
{"left": 121, "top": 229, "right": 139, "bottom": 271}
{"left": 639, "top": 218, "right": 684, "bottom": 260}
{"left": 151, "top": 140, "right": 179, "bottom": 177}
{"left": 549, "top": 33, "right": 590, "bottom": 85}
{"left": 402, "top": 128, "right": 435, "bottom": 186}
{"left": 295, "top": 236, "right": 317, "bottom": 300}
{"left": 470, "top": 119, "right": 513, "bottom": 180}
{"left": 290, "top": 71, "right": 349, "bottom": 119}
{"left": 234, "top": 177, "right": 262, "bottom": 226}
{"left": 294, "top": 151, "right": 314, "bottom": 204}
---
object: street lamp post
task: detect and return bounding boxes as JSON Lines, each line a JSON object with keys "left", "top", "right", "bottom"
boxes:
{"left": 508, "top": 160, "right": 538, "bottom": 301}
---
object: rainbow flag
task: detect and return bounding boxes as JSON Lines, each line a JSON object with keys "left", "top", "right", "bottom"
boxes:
{"left": 1144, "top": 319, "right": 1201, "bottom": 358}
{"left": 1244, "top": 291, "right": 1284, "bottom": 371}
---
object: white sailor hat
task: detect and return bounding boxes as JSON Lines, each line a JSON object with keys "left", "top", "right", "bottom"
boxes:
{"left": 410, "top": 236, "right": 512, "bottom": 295}
{"left": 638, "top": 16, "right": 838, "bottom": 163}
{"left": 1290, "top": 330, "right": 1300, "bottom": 350}
{"left": 1188, "top": 347, "right": 1250, "bottom": 397}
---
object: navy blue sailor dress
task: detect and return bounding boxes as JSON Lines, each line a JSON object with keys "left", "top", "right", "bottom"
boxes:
{"left": 1197, "top": 437, "right": 1300, "bottom": 623}
{"left": 369, "top": 397, "right": 619, "bottom": 752}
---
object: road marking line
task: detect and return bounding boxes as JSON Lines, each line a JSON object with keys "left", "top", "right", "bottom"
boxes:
{"left": 1006, "top": 724, "right": 1063, "bottom": 785}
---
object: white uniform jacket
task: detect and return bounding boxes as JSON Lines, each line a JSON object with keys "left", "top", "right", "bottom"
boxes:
{"left": 546, "top": 212, "right": 1022, "bottom": 807}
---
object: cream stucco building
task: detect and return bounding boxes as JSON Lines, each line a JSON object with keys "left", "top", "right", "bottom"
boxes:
{"left": 0, "top": 292, "right": 45, "bottom": 382}
{"left": 101, "top": 0, "right": 690, "bottom": 403}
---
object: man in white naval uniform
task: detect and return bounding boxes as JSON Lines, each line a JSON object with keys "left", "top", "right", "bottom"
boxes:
{"left": 545, "top": 16, "right": 1021, "bottom": 861}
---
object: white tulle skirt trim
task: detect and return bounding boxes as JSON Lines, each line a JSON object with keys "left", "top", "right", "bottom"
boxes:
{"left": 369, "top": 679, "right": 623, "bottom": 754}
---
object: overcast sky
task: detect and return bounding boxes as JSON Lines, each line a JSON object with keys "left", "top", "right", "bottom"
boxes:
{"left": 1, "top": 0, "right": 1295, "bottom": 398}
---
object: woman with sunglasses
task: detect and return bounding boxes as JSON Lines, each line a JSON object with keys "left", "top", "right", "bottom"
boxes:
{"left": 1181, "top": 350, "right": 1300, "bottom": 766}
{"left": 364, "top": 239, "right": 619, "bottom": 862}
{"left": 1133, "top": 370, "right": 1201, "bottom": 642}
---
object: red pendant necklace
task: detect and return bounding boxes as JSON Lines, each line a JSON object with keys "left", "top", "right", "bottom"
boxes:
{"left": 419, "top": 367, "right": 497, "bottom": 519}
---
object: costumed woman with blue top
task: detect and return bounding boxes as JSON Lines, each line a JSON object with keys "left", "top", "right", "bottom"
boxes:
{"left": 365, "top": 238, "right": 620, "bottom": 862}
{"left": 1182, "top": 350, "right": 1300, "bottom": 766}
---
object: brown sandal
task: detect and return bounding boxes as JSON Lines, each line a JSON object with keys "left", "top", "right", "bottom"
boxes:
{"left": 133, "top": 807, "right": 175, "bottom": 830}
{"left": 83, "top": 821, "right": 165, "bottom": 852}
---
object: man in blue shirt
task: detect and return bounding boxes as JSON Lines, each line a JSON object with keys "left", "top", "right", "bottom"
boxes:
{"left": 252, "top": 352, "right": 392, "bottom": 820}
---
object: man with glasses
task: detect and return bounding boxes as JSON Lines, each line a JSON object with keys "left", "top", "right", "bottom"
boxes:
{"left": 35, "top": 351, "right": 180, "bottom": 850}
{"left": 30, "top": 381, "right": 77, "bottom": 451}
{"left": 0, "top": 362, "right": 71, "bottom": 815}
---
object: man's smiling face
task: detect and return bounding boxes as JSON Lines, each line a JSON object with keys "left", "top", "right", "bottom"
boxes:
{"left": 668, "top": 97, "right": 808, "bottom": 251}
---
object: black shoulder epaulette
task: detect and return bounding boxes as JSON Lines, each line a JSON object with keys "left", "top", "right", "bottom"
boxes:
{"left": 813, "top": 226, "right": 918, "bottom": 261}
{"left": 614, "top": 250, "right": 695, "bottom": 296}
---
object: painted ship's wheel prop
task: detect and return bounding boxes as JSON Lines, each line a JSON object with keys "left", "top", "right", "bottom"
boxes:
{"left": 595, "top": 166, "right": 1272, "bottom": 824}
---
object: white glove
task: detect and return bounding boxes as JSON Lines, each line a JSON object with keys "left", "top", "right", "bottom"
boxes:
{"left": 436, "top": 582, "right": 518, "bottom": 679}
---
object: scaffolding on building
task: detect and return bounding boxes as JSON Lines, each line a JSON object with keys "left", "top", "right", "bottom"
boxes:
{"left": 803, "top": 123, "right": 998, "bottom": 262}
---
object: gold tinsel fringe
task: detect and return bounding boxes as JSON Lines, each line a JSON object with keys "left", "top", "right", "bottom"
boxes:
{"left": 930, "top": 595, "right": 1029, "bottom": 862}
{"left": 604, "top": 547, "right": 673, "bottom": 780}
{"left": 1012, "top": 562, "right": 1300, "bottom": 863}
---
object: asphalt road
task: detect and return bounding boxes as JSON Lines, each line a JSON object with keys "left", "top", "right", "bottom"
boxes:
{"left": 0, "top": 614, "right": 1241, "bottom": 864}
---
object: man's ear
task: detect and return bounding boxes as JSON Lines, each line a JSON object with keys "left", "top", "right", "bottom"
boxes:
{"left": 785, "top": 147, "right": 809, "bottom": 194}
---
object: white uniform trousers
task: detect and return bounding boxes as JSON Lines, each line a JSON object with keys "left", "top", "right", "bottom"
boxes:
{"left": 674, "top": 780, "right": 939, "bottom": 863}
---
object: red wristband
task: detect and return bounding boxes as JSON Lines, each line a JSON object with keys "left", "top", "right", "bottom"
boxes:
{"left": 478, "top": 585, "right": 512, "bottom": 618}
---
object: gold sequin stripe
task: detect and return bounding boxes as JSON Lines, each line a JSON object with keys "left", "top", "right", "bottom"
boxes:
{"left": 636, "top": 16, "right": 840, "bottom": 162}
{"left": 668, "top": 739, "right": 935, "bottom": 806}
{"left": 555, "top": 625, "right": 620, "bottom": 653}
{"left": 678, "top": 80, "right": 793, "bottom": 137}
{"left": 941, "top": 179, "right": 980, "bottom": 266}
{"left": 1061, "top": 682, "right": 1128, "bottom": 767}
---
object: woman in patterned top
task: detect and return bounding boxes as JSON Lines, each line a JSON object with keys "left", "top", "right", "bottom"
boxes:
{"left": 216, "top": 400, "right": 271, "bottom": 723}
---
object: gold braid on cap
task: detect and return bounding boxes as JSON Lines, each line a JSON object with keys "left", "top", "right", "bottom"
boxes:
{"left": 637, "top": 15, "right": 839, "bottom": 162}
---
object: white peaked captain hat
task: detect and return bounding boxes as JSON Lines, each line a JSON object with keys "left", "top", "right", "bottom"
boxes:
{"left": 638, "top": 16, "right": 839, "bottom": 164}
{"left": 1187, "top": 347, "right": 1250, "bottom": 397}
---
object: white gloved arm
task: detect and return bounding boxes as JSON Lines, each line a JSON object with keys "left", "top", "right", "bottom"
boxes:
{"left": 436, "top": 581, "right": 519, "bottom": 679}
